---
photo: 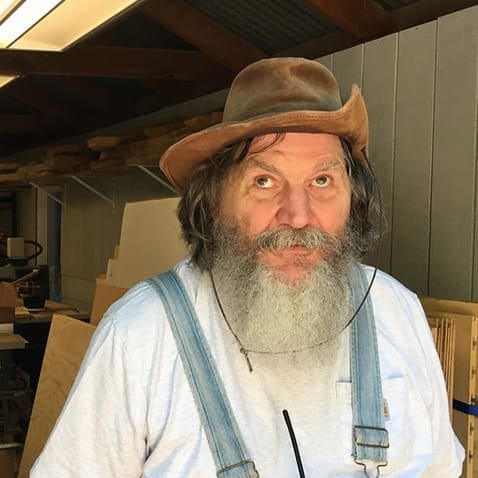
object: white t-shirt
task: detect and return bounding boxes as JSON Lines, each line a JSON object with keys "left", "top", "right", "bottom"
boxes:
{"left": 31, "top": 258, "right": 464, "bottom": 477}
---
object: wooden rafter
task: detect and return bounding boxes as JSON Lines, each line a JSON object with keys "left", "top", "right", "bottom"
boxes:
{"left": 0, "top": 45, "right": 227, "bottom": 80}
{"left": 300, "top": 0, "right": 396, "bottom": 40}
{"left": 142, "top": 0, "right": 267, "bottom": 72}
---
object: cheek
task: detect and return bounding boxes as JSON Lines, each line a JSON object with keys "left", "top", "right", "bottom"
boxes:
{"left": 311, "top": 193, "right": 351, "bottom": 233}
{"left": 235, "top": 203, "right": 277, "bottom": 236}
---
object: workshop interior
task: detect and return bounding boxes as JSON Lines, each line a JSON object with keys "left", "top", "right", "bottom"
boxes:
{"left": 0, "top": 0, "right": 477, "bottom": 477}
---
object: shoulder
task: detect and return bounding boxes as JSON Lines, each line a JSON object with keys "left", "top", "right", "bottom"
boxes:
{"left": 360, "top": 263, "right": 422, "bottom": 313}
{"left": 98, "top": 256, "right": 203, "bottom": 346}
{"left": 359, "top": 264, "right": 432, "bottom": 365}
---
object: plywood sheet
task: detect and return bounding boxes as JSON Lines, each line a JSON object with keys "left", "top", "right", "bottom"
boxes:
{"left": 90, "top": 278, "right": 128, "bottom": 326}
{"left": 421, "top": 296, "right": 478, "bottom": 478}
{"left": 427, "top": 316, "right": 455, "bottom": 413}
{"left": 18, "top": 315, "right": 96, "bottom": 478}
{"left": 114, "top": 198, "right": 188, "bottom": 288}
{"left": 391, "top": 21, "right": 436, "bottom": 296}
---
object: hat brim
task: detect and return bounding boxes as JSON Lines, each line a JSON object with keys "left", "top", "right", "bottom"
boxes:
{"left": 160, "top": 84, "right": 368, "bottom": 192}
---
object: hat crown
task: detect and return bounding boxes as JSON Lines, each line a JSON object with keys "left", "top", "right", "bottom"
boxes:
{"left": 223, "top": 58, "right": 343, "bottom": 122}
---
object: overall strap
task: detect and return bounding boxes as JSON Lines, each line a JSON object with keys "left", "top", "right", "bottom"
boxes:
{"left": 349, "top": 265, "right": 389, "bottom": 477}
{"left": 148, "top": 271, "right": 259, "bottom": 478}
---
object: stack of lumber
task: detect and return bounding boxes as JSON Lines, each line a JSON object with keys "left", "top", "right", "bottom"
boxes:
{"left": 428, "top": 316, "right": 456, "bottom": 413}
{"left": 421, "top": 297, "right": 478, "bottom": 478}
{"left": 0, "top": 111, "right": 223, "bottom": 184}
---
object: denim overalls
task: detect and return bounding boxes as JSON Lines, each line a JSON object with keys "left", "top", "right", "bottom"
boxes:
{"left": 148, "top": 265, "right": 389, "bottom": 477}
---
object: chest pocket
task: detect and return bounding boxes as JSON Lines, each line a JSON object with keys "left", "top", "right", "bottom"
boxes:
{"left": 336, "top": 376, "right": 433, "bottom": 475}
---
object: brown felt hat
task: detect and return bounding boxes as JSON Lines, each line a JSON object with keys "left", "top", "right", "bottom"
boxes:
{"left": 160, "top": 57, "right": 369, "bottom": 191}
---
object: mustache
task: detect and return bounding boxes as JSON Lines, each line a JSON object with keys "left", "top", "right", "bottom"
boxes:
{"left": 254, "top": 227, "right": 341, "bottom": 251}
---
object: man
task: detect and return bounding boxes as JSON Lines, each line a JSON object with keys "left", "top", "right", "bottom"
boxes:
{"left": 31, "top": 58, "right": 463, "bottom": 477}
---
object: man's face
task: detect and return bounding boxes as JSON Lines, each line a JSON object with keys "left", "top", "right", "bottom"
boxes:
{"left": 218, "top": 132, "right": 352, "bottom": 282}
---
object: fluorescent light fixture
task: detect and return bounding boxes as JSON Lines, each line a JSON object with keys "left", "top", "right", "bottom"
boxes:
{"left": 0, "top": 75, "right": 16, "bottom": 87}
{"left": 0, "top": 0, "right": 142, "bottom": 88}
{"left": 0, "top": 0, "right": 23, "bottom": 23}
{"left": 7, "top": 0, "right": 143, "bottom": 51}
{"left": 0, "top": 0, "right": 63, "bottom": 48}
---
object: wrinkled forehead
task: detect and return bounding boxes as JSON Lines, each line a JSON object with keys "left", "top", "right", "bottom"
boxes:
{"left": 242, "top": 132, "right": 350, "bottom": 171}
{"left": 247, "top": 131, "right": 346, "bottom": 157}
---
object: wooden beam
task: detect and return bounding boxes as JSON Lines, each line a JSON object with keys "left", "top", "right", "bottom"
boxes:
{"left": 142, "top": 0, "right": 267, "bottom": 72}
{"left": 300, "top": 0, "right": 396, "bottom": 40}
{"left": 0, "top": 45, "right": 227, "bottom": 80}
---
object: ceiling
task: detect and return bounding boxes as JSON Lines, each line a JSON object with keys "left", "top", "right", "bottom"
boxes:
{"left": 0, "top": 0, "right": 476, "bottom": 167}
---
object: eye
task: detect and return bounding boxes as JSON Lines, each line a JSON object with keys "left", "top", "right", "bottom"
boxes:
{"left": 313, "top": 175, "right": 330, "bottom": 187}
{"left": 255, "top": 176, "right": 273, "bottom": 188}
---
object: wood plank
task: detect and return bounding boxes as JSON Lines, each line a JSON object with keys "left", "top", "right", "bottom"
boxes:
{"left": 0, "top": 45, "right": 228, "bottom": 80}
{"left": 102, "top": 136, "right": 178, "bottom": 166}
{"left": 18, "top": 315, "right": 96, "bottom": 478}
{"left": 143, "top": 111, "right": 223, "bottom": 138}
{"left": 391, "top": 22, "right": 436, "bottom": 296}
{"left": 142, "top": 0, "right": 266, "bottom": 72}
{"left": 429, "top": 7, "right": 478, "bottom": 300}
{"left": 44, "top": 144, "right": 87, "bottom": 156}
{"left": 300, "top": 0, "right": 396, "bottom": 40}
{"left": 0, "top": 162, "right": 22, "bottom": 172}
{"left": 361, "top": 33, "right": 398, "bottom": 273}
{"left": 86, "top": 136, "right": 138, "bottom": 152}
{"left": 420, "top": 297, "right": 478, "bottom": 478}
{"left": 100, "top": 111, "right": 223, "bottom": 166}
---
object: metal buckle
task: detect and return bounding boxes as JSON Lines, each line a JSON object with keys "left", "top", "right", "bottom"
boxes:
{"left": 353, "top": 426, "right": 389, "bottom": 477}
{"left": 217, "top": 459, "right": 259, "bottom": 477}
{"left": 353, "top": 425, "right": 390, "bottom": 449}
{"left": 354, "top": 460, "right": 388, "bottom": 478}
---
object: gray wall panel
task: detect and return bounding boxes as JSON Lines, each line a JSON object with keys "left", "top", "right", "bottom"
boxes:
{"left": 362, "top": 34, "right": 398, "bottom": 273}
{"left": 316, "top": 54, "right": 332, "bottom": 70}
{"left": 391, "top": 22, "right": 436, "bottom": 295}
{"left": 332, "top": 44, "right": 364, "bottom": 101}
{"left": 61, "top": 173, "right": 174, "bottom": 309}
{"left": 15, "top": 189, "right": 36, "bottom": 248}
{"left": 430, "top": 7, "right": 478, "bottom": 300}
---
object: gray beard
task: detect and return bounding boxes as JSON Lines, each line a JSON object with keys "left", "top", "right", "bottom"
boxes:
{"left": 211, "top": 223, "right": 359, "bottom": 370}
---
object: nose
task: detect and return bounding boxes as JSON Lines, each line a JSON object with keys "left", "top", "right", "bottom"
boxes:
{"left": 275, "top": 185, "right": 315, "bottom": 229}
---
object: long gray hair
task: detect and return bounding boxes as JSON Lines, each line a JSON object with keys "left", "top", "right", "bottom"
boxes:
{"left": 177, "top": 135, "right": 384, "bottom": 270}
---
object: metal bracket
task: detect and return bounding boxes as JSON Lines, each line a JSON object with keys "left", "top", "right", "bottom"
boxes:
{"left": 69, "top": 175, "right": 115, "bottom": 208}
{"left": 134, "top": 165, "right": 178, "bottom": 194}
{"left": 29, "top": 182, "right": 66, "bottom": 210}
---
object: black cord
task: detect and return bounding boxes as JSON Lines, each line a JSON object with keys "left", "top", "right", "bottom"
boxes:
{"left": 282, "top": 409, "right": 306, "bottom": 478}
